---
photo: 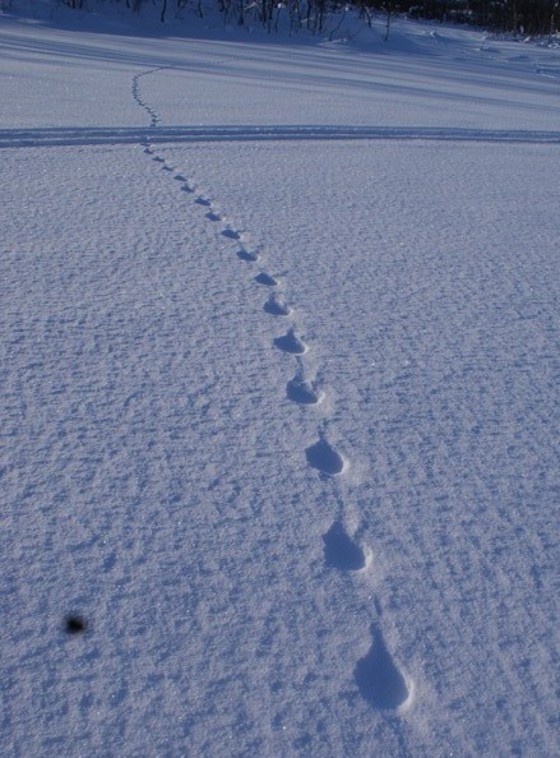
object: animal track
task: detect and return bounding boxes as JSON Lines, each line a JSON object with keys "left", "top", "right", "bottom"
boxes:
{"left": 323, "top": 521, "right": 367, "bottom": 571}
{"left": 286, "top": 359, "right": 320, "bottom": 404}
{"left": 132, "top": 70, "right": 411, "bottom": 711}
{"left": 305, "top": 436, "right": 345, "bottom": 476}
{"left": 274, "top": 327, "right": 308, "bottom": 355}
{"left": 222, "top": 228, "right": 243, "bottom": 241}
{"left": 237, "top": 248, "right": 259, "bottom": 262}
{"left": 131, "top": 67, "right": 166, "bottom": 127}
{"left": 354, "top": 625, "right": 412, "bottom": 711}
{"left": 286, "top": 377, "right": 321, "bottom": 405}
{"left": 264, "top": 293, "right": 291, "bottom": 316}
{"left": 255, "top": 272, "right": 278, "bottom": 287}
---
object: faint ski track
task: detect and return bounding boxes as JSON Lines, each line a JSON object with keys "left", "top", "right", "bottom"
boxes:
{"left": 132, "top": 66, "right": 413, "bottom": 715}
{"left": 2, "top": 124, "right": 560, "bottom": 148}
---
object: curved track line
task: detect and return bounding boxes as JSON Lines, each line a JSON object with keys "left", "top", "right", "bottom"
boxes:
{"left": 131, "top": 65, "right": 414, "bottom": 714}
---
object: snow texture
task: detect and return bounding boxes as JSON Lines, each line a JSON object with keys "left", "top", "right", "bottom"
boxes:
{"left": 1, "top": 5, "right": 559, "bottom": 757}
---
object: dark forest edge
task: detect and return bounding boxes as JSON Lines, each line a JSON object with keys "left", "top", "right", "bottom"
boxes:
{"left": 4, "top": 0, "right": 560, "bottom": 38}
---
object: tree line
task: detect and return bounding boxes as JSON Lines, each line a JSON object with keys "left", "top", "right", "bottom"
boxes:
{"left": 59, "top": 0, "right": 560, "bottom": 37}
{"left": 378, "top": 0, "right": 560, "bottom": 36}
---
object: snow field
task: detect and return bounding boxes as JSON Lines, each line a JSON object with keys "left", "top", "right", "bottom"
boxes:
{"left": 1, "top": 9, "right": 560, "bottom": 757}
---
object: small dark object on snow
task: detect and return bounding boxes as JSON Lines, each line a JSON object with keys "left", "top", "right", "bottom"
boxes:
{"left": 65, "top": 615, "right": 87, "bottom": 634}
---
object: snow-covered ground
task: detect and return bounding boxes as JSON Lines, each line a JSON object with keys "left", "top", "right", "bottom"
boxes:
{"left": 1, "top": 5, "right": 559, "bottom": 756}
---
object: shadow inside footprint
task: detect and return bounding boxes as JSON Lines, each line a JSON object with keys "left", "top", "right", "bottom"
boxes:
{"left": 237, "top": 249, "right": 259, "bottom": 262}
{"left": 323, "top": 522, "right": 366, "bottom": 571}
{"left": 222, "top": 228, "right": 241, "bottom": 240}
{"left": 286, "top": 378, "right": 319, "bottom": 404}
{"left": 355, "top": 625, "right": 410, "bottom": 711}
{"left": 255, "top": 272, "right": 277, "bottom": 287}
{"left": 264, "top": 294, "right": 290, "bottom": 316}
{"left": 305, "top": 438, "right": 344, "bottom": 475}
{"left": 274, "top": 328, "right": 307, "bottom": 355}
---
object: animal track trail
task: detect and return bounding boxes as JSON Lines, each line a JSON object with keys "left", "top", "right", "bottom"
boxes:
{"left": 131, "top": 68, "right": 168, "bottom": 129}
{"left": 131, "top": 68, "right": 414, "bottom": 713}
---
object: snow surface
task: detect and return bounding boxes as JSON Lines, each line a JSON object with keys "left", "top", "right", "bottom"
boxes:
{"left": 1, "top": 5, "right": 559, "bottom": 757}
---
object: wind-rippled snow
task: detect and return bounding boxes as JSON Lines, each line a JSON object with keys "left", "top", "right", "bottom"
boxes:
{"left": 1, "top": 8, "right": 559, "bottom": 757}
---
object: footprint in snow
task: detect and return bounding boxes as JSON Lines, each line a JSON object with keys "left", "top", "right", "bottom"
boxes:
{"left": 174, "top": 174, "right": 187, "bottom": 182}
{"left": 237, "top": 248, "right": 259, "bottom": 262}
{"left": 274, "top": 328, "right": 308, "bottom": 355}
{"left": 255, "top": 272, "right": 278, "bottom": 287}
{"left": 195, "top": 196, "right": 212, "bottom": 207}
{"left": 153, "top": 156, "right": 165, "bottom": 163}
{"left": 323, "top": 521, "right": 368, "bottom": 571}
{"left": 144, "top": 147, "right": 154, "bottom": 155}
{"left": 305, "top": 436, "right": 345, "bottom": 476}
{"left": 354, "top": 625, "right": 412, "bottom": 712}
{"left": 286, "top": 376, "right": 321, "bottom": 404}
{"left": 286, "top": 360, "right": 321, "bottom": 404}
{"left": 180, "top": 183, "right": 195, "bottom": 194}
{"left": 222, "top": 228, "right": 242, "bottom": 241}
{"left": 264, "top": 293, "right": 291, "bottom": 316}
{"left": 206, "top": 211, "right": 222, "bottom": 222}
{"left": 162, "top": 165, "right": 173, "bottom": 172}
